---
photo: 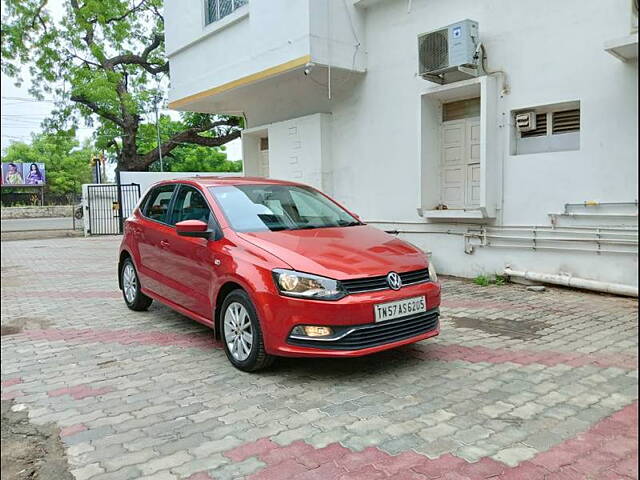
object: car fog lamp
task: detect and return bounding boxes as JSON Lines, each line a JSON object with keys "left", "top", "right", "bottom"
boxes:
{"left": 292, "top": 325, "right": 334, "bottom": 337}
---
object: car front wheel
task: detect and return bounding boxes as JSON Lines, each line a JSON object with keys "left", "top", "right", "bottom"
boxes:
{"left": 121, "top": 258, "right": 152, "bottom": 311}
{"left": 221, "top": 289, "right": 273, "bottom": 372}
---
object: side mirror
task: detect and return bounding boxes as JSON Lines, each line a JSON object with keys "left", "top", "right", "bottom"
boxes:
{"left": 176, "top": 220, "right": 211, "bottom": 238}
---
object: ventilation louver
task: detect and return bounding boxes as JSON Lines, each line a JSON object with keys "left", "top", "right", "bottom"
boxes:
{"left": 552, "top": 109, "right": 580, "bottom": 134}
{"left": 521, "top": 114, "right": 548, "bottom": 138}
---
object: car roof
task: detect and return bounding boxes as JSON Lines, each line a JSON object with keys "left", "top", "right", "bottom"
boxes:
{"left": 159, "top": 176, "right": 305, "bottom": 188}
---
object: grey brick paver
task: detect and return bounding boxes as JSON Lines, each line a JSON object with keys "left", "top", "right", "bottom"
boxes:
{"left": 1, "top": 236, "right": 637, "bottom": 479}
{"left": 137, "top": 451, "right": 192, "bottom": 476}
{"left": 70, "top": 462, "right": 104, "bottom": 480}
{"left": 171, "top": 455, "right": 229, "bottom": 477}
{"left": 101, "top": 449, "right": 157, "bottom": 471}
{"left": 189, "top": 436, "right": 243, "bottom": 458}
{"left": 492, "top": 445, "right": 539, "bottom": 467}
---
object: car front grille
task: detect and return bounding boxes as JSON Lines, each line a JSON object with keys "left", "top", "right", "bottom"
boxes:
{"left": 340, "top": 268, "right": 430, "bottom": 294}
{"left": 288, "top": 308, "right": 439, "bottom": 351}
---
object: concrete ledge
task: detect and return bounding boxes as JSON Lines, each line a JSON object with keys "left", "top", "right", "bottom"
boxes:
{"left": 604, "top": 33, "right": 638, "bottom": 62}
{"left": 1, "top": 206, "right": 73, "bottom": 219}
{"left": 0, "top": 230, "right": 82, "bottom": 242}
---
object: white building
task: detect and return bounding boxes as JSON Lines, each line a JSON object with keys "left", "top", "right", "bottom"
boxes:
{"left": 165, "top": 0, "right": 639, "bottom": 290}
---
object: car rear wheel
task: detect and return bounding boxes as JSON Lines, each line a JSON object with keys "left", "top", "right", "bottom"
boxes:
{"left": 121, "top": 258, "right": 152, "bottom": 311}
{"left": 221, "top": 289, "right": 273, "bottom": 372}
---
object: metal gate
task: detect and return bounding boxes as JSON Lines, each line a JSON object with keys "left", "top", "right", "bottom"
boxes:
{"left": 86, "top": 183, "right": 141, "bottom": 235}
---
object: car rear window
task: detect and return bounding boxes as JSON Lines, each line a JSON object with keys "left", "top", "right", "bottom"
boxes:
{"left": 143, "top": 185, "right": 175, "bottom": 223}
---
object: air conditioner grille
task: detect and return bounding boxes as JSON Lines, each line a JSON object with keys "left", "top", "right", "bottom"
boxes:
{"left": 420, "top": 29, "right": 449, "bottom": 73}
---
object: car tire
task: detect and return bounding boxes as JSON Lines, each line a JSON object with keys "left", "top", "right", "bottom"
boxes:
{"left": 120, "top": 257, "right": 153, "bottom": 311}
{"left": 220, "top": 289, "right": 274, "bottom": 372}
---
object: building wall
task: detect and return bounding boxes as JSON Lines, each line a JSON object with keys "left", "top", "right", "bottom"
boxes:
{"left": 165, "top": 0, "right": 366, "bottom": 106}
{"left": 119, "top": 171, "right": 237, "bottom": 198}
{"left": 324, "top": 0, "right": 638, "bottom": 224}
{"left": 165, "top": 0, "right": 311, "bottom": 105}
{"left": 166, "top": 0, "right": 638, "bottom": 286}
{"left": 325, "top": 0, "right": 638, "bottom": 284}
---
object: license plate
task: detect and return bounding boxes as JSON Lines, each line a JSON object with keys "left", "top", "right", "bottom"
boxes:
{"left": 374, "top": 296, "right": 426, "bottom": 322}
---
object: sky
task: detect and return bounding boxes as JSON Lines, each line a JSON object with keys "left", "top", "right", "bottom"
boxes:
{"left": 0, "top": 0, "right": 241, "bottom": 161}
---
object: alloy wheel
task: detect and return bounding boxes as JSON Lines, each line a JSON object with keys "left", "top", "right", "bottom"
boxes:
{"left": 223, "top": 302, "right": 254, "bottom": 361}
{"left": 122, "top": 263, "right": 137, "bottom": 304}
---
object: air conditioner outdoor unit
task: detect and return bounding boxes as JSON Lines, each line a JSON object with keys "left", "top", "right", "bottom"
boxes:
{"left": 418, "top": 19, "right": 480, "bottom": 84}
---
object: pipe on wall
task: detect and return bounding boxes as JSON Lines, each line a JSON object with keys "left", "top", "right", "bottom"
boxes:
{"left": 504, "top": 267, "right": 638, "bottom": 298}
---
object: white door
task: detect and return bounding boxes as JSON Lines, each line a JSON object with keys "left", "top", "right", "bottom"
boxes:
{"left": 259, "top": 149, "right": 269, "bottom": 177}
{"left": 441, "top": 120, "right": 466, "bottom": 208}
{"left": 466, "top": 119, "right": 481, "bottom": 207}
{"left": 440, "top": 117, "right": 480, "bottom": 208}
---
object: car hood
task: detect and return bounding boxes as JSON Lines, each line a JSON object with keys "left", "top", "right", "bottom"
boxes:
{"left": 237, "top": 225, "right": 427, "bottom": 279}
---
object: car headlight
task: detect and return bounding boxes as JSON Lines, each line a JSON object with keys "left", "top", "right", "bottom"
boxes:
{"left": 428, "top": 260, "right": 438, "bottom": 283}
{"left": 273, "top": 269, "right": 347, "bottom": 300}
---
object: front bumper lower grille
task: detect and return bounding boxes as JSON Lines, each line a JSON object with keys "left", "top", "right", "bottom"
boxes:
{"left": 341, "top": 268, "right": 430, "bottom": 294}
{"left": 287, "top": 308, "right": 439, "bottom": 350}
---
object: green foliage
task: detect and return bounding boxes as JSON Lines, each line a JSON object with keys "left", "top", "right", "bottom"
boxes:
{"left": 473, "top": 274, "right": 508, "bottom": 287}
{"left": 494, "top": 275, "right": 507, "bottom": 286}
{"left": 165, "top": 148, "right": 242, "bottom": 173}
{"left": 1, "top": 0, "right": 241, "bottom": 170}
{"left": 473, "top": 275, "right": 491, "bottom": 286}
{"left": 1, "top": 0, "right": 164, "bottom": 111}
{"left": 1, "top": 131, "right": 93, "bottom": 194}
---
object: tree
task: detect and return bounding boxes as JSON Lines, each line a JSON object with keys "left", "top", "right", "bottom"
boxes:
{"left": 1, "top": 0, "right": 241, "bottom": 171}
{"left": 1, "top": 131, "right": 93, "bottom": 194}
{"left": 124, "top": 114, "right": 242, "bottom": 173}
{"left": 164, "top": 146, "right": 242, "bottom": 173}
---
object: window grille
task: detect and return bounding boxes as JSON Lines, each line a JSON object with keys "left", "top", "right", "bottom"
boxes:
{"left": 206, "top": 0, "right": 247, "bottom": 25}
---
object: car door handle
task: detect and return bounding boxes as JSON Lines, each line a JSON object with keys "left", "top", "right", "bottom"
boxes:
{"left": 160, "top": 240, "right": 170, "bottom": 249}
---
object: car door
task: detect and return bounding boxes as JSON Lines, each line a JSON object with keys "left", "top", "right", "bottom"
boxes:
{"left": 136, "top": 184, "right": 177, "bottom": 299}
{"left": 163, "top": 184, "right": 217, "bottom": 318}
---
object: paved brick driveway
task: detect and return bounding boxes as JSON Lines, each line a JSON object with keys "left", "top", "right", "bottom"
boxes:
{"left": 1, "top": 236, "right": 638, "bottom": 480}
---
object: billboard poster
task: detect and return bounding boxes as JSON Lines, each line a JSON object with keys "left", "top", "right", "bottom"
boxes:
{"left": 1, "top": 162, "right": 46, "bottom": 186}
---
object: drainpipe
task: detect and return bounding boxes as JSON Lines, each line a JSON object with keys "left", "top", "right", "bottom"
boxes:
{"left": 503, "top": 267, "right": 638, "bottom": 298}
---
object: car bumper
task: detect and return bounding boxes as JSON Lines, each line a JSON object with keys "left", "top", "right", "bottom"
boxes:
{"left": 256, "top": 280, "right": 441, "bottom": 358}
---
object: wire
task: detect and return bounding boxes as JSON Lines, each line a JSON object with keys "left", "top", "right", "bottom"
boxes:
{"left": 479, "top": 44, "right": 510, "bottom": 95}
{"left": 307, "top": 0, "right": 362, "bottom": 93}
{"left": 1, "top": 96, "right": 55, "bottom": 103}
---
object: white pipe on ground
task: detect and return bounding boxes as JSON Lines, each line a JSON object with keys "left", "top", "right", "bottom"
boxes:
{"left": 503, "top": 267, "right": 638, "bottom": 298}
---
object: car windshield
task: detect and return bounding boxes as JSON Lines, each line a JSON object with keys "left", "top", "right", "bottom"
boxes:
{"left": 210, "top": 184, "right": 361, "bottom": 232}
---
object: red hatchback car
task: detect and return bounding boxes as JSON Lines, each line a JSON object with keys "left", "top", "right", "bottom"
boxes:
{"left": 119, "top": 177, "right": 441, "bottom": 371}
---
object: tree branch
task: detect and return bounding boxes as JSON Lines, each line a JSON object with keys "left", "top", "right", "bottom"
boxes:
{"left": 102, "top": 0, "right": 147, "bottom": 24}
{"left": 69, "top": 0, "right": 96, "bottom": 49}
{"left": 30, "top": 0, "right": 49, "bottom": 32}
{"left": 134, "top": 126, "right": 241, "bottom": 170}
{"left": 70, "top": 94, "right": 125, "bottom": 128}
{"left": 104, "top": 33, "right": 168, "bottom": 74}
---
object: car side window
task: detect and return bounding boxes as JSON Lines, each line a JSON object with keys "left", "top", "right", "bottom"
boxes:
{"left": 143, "top": 185, "right": 176, "bottom": 224}
{"left": 169, "top": 186, "right": 211, "bottom": 225}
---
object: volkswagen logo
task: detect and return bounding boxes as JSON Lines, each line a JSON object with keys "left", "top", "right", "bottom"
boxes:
{"left": 387, "top": 272, "right": 402, "bottom": 290}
